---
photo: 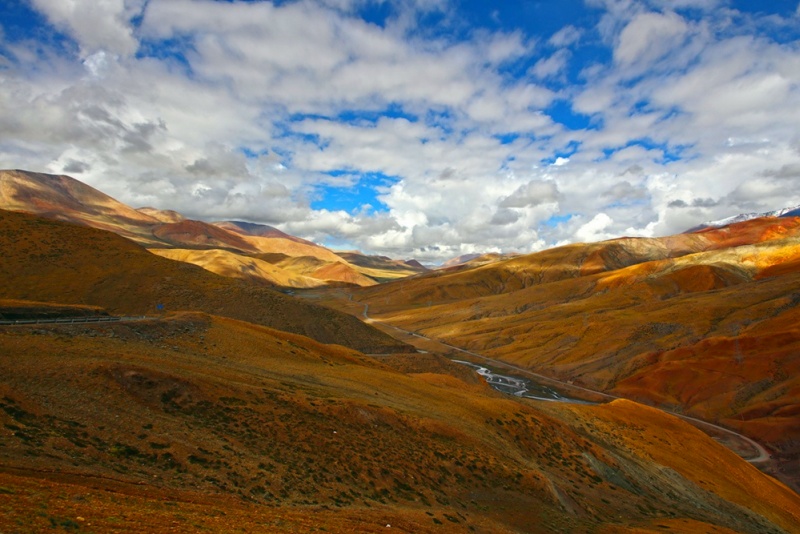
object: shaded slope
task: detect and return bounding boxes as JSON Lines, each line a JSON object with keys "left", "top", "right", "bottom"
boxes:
{"left": 336, "top": 252, "right": 429, "bottom": 282}
{"left": 152, "top": 219, "right": 259, "bottom": 253}
{"left": 0, "top": 209, "right": 409, "bottom": 354}
{"left": 0, "top": 314, "right": 798, "bottom": 532}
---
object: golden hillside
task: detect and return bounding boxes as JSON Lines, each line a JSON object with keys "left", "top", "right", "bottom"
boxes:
{"left": 0, "top": 209, "right": 408, "bottom": 354}
{"left": 0, "top": 169, "right": 162, "bottom": 245}
{"left": 150, "top": 248, "right": 328, "bottom": 288}
{"left": 327, "top": 216, "right": 800, "bottom": 490}
{"left": 1, "top": 313, "right": 798, "bottom": 532}
{"left": 0, "top": 170, "right": 418, "bottom": 288}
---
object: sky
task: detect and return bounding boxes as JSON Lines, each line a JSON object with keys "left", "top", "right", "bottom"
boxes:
{"left": 2, "top": 0, "right": 800, "bottom": 262}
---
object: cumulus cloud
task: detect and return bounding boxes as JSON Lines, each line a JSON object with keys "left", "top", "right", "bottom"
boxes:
{"left": 30, "top": 0, "right": 145, "bottom": 57}
{"left": 1, "top": 0, "right": 799, "bottom": 262}
{"left": 575, "top": 213, "right": 614, "bottom": 242}
{"left": 499, "top": 181, "right": 560, "bottom": 208}
{"left": 529, "top": 49, "right": 571, "bottom": 80}
{"left": 614, "top": 11, "right": 690, "bottom": 67}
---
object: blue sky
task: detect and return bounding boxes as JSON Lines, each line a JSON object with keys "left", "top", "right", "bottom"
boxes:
{"left": 2, "top": 0, "right": 800, "bottom": 262}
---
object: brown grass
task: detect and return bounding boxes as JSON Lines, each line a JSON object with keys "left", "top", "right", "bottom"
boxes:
{"left": 0, "top": 208, "right": 409, "bottom": 354}
{"left": 320, "top": 217, "right": 800, "bottom": 490}
{"left": 1, "top": 314, "right": 798, "bottom": 532}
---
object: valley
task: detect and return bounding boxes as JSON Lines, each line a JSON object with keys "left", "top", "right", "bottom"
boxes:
{"left": 303, "top": 215, "right": 800, "bottom": 495}
{"left": 0, "top": 170, "right": 799, "bottom": 532}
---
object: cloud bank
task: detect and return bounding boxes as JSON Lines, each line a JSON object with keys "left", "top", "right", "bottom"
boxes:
{"left": 2, "top": 0, "right": 799, "bottom": 262}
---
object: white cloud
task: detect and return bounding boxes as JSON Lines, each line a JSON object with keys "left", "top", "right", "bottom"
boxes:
{"left": 549, "top": 25, "right": 582, "bottom": 47}
{"left": 499, "top": 180, "right": 560, "bottom": 208}
{"left": 30, "top": 0, "right": 145, "bottom": 57}
{"left": 1, "top": 0, "right": 800, "bottom": 263}
{"left": 575, "top": 212, "right": 614, "bottom": 242}
{"left": 614, "top": 11, "right": 689, "bottom": 67}
{"left": 530, "top": 49, "right": 571, "bottom": 80}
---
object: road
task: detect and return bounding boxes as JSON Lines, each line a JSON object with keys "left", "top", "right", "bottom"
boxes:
{"left": 361, "top": 303, "right": 771, "bottom": 464}
{"left": 0, "top": 315, "right": 151, "bottom": 326}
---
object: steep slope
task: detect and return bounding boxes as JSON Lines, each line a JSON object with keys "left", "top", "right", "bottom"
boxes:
{"left": 0, "top": 314, "right": 798, "bottom": 532}
{"left": 152, "top": 219, "right": 259, "bottom": 253}
{"left": 0, "top": 209, "right": 409, "bottom": 354}
{"left": 337, "top": 216, "right": 800, "bottom": 489}
{"left": 0, "top": 170, "right": 391, "bottom": 288}
{"left": 0, "top": 169, "right": 162, "bottom": 245}
{"left": 214, "top": 220, "right": 316, "bottom": 245}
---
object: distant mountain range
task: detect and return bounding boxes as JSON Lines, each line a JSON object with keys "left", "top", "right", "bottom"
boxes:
{"left": 691, "top": 205, "right": 800, "bottom": 230}
{"left": 351, "top": 211, "right": 800, "bottom": 492}
{"left": 0, "top": 169, "right": 428, "bottom": 288}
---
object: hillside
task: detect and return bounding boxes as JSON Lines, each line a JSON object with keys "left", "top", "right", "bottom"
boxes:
{"left": 0, "top": 170, "right": 413, "bottom": 288}
{"left": 325, "top": 216, "right": 800, "bottom": 490}
{"left": 336, "top": 251, "right": 429, "bottom": 282}
{"left": 0, "top": 209, "right": 409, "bottom": 354}
{"left": 148, "top": 248, "right": 329, "bottom": 288}
{"left": 1, "top": 313, "right": 798, "bottom": 532}
{"left": 0, "top": 169, "right": 162, "bottom": 245}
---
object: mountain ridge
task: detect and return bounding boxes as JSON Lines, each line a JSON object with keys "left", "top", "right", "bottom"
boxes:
{"left": 0, "top": 169, "right": 423, "bottom": 287}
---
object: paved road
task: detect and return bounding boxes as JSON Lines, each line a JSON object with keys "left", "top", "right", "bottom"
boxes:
{"left": 361, "top": 303, "right": 771, "bottom": 464}
{"left": 0, "top": 315, "right": 151, "bottom": 326}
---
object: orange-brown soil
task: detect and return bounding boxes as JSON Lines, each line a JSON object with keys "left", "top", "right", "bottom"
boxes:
{"left": 0, "top": 209, "right": 408, "bottom": 354}
{"left": 0, "top": 170, "right": 408, "bottom": 288}
{"left": 1, "top": 314, "right": 797, "bottom": 532}
{"left": 324, "top": 217, "right": 800, "bottom": 491}
{"left": 152, "top": 219, "right": 259, "bottom": 253}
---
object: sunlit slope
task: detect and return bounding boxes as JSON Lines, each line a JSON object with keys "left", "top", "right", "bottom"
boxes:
{"left": 149, "top": 248, "right": 328, "bottom": 288}
{"left": 358, "top": 216, "right": 800, "bottom": 311}
{"left": 353, "top": 217, "right": 800, "bottom": 484}
{"left": 0, "top": 169, "right": 162, "bottom": 245}
{"left": 0, "top": 209, "right": 408, "bottom": 353}
{"left": 1, "top": 314, "right": 797, "bottom": 532}
{"left": 0, "top": 170, "right": 392, "bottom": 288}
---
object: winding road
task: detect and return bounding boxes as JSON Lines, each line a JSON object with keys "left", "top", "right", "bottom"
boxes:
{"left": 361, "top": 303, "right": 771, "bottom": 464}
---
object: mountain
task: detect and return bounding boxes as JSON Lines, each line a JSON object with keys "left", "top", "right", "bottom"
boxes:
{"left": 0, "top": 169, "right": 163, "bottom": 245}
{"left": 439, "top": 253, "right": 482, "bottom": 268}
{"left": 1, "top": 311, "right": 798, "bottom": 532}
{"left": 214, "top": 220, "right": 316, "bottom": 245}
{"left": 328, "top": 215, "right": 800, "bottom": 492}
{"left": 691, "top": 204, "right": 800, "bottom": 230}
{"left": 439, "top": 252, "right": 519, "bottom": 270}
{"left": 1, "top": 188, "right": 799, "bottom": 531}
{"left": 153, "top": 219, "right": 260, "bottom": 252}
{"left": 336, "top": 251, "right": 430, "bottom": 282}
{"left": 0, "top": 208, "right": 408, "bottom": 354}
{"left": 137, "top": 206, "right": 185, "bottom": 223}
{"left": 0, "top": 170, "right": 414, "bottom": 288}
